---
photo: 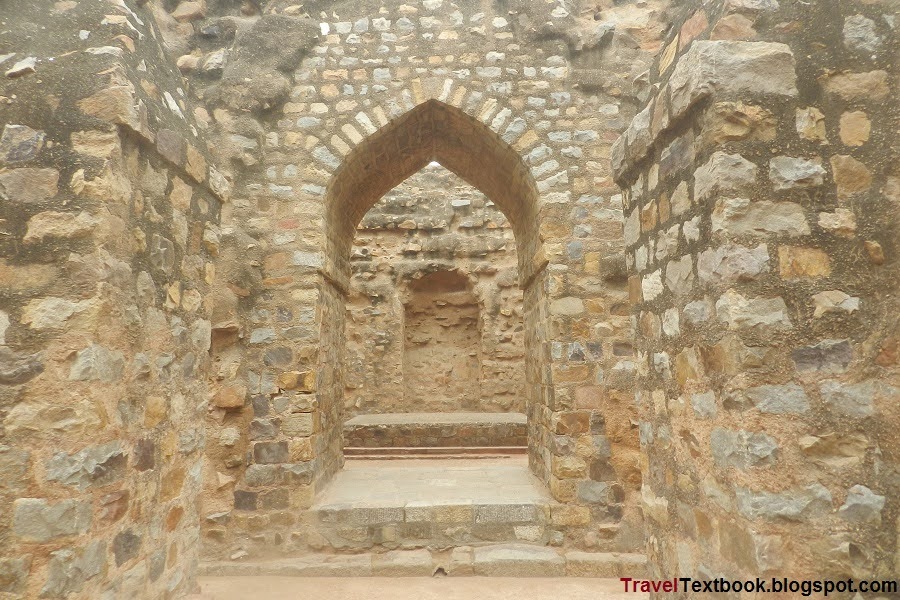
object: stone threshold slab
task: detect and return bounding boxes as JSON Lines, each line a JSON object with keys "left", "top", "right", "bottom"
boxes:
{"left": 199, "top": 545, "right": 648, "bottom": 578}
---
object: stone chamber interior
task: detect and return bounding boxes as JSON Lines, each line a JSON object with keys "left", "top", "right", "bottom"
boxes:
{"left": 0, "top": 0, "right": 898, "bottom": 597}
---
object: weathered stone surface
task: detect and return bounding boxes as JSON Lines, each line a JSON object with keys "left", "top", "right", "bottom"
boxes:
{"left": 69, "top": 344, "right": 125, "bottom": 382}
{"left": 550, "top": 297, "right": 584, "bottom": 316}
{"left": 792, "top": 339, "right": 852, "bottom": 373}
{"left": 818, "top": 209, "right": 857, "bottom": 238}
{"left": 253, "top": 441, "right": 289, "bottom": 464}
{"left": 837, "top": 485, "right": 885, "bottom": 525}
{"left": 711, "top": 428, "right": 778, "bottom": 469}
{"left": 473, "top": 544, "right": 564, "bottom": 576}
{"left": 0, "top": 167, "right": 59, "bottom": 204}
{"left": 796, "top": 107, "right": 826, "bottom": 142}
{"left": 712, "top": 198, "right": 809, "bottom": 237}
{"left": 778, "top": 246, "right": 831, "bottom": 279}
{"left": 372, "top": 549, "right": 433, "bottom": 576}
{"left": 0, "top": 347, "right": 44, "bottom": 384}
{"left": 799, "top": 433, "right": 868, "bottom": 468}
{"left": 641, "top": 270, "right": 663, "bottom": 302}
{"left": 41, "top": 540, "right": 106, "bottom": 597}
{"left": 741, "top": 383, "right": 810, "bottom": 414}
{"left": 830, "top": 155, "right": 871, "bottom": 199}
{"left": 839, "top": 111, "right": 871, "bottom": 147}
{"left": 213, "top": 385, "right": 246, "bottom": 409}
{"left": 113, "top": 530, "right": 143, "bottom": 566}
{"left": 24, "top": 211, "right": 99, "bottom": 244}
{"left": 818, "top": 380, "right": 880, "bottom": 418}
{"left": 735, "top": 484, "right": 832, "bottom": 521}
{"left": 843, "top": 15, "right": 881, "bottom": 53}
{"left": 694, "top": 152, "right": 757, "bottom": 201}
{"left": 691, "top": 391, "right": 716, "bottom": 418}
{"left": 46, "top": 441, "right": 126, "bottom": 490}
{"left": 821, "top": 70, "right": 889, "bottom": 101}
{"left": 22, "top": 297, "right": 96, "bottom": 329}
{"left": 715, "top": 290, "right": 791, "bottom": 331}
{"left": 697, "top": 243, "right": 768, "bottom": 285}
{"left": 669, "top": 41, "right": 797, "bottom": 120}
{"left": 12, "top": 498, "right": 92, "bottom": 542}
{"left": 769, "top": 156, "right": 825, "bottom": 191}
{"left": 812, "top": 290, "right": 860, "bottom": 318}
{"left": 0, "top": 124, "right": 44, "bottom": 164}
{"left": 664, "top": 256, "right": 694, "bottom": 297}
{"left": 0, "top": 556, "right": 31, "bottom": 595}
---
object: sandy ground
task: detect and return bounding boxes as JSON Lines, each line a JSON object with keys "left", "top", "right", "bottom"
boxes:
{"left": 195, "top": 577, "right": 646, "bottom": 600}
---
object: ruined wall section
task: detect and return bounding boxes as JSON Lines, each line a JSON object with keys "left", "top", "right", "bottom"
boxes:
{"left": 160, "top": 0, "right": 675, "bottom": 560}
{"left": 614, "top": 0, "right": 900, "bottom": 585}
{"left": 0, "top": 1, "right": 224, "bottom": 597}
{"left": 345, "top": 166, "right": 525, "bottom": 416}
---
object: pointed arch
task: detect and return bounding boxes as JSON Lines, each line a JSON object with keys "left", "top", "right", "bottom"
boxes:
{"left": 323, "top": 99, "right": 546, "bottom": 291}
{"left": 314, "top": 100, "right": 554, "bottom": 489}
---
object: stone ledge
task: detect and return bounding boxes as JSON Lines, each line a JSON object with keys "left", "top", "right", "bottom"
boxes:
{"left": 344, "top": 412, "right": 527, "bottom": 449}
{"left": 199, "top": 546, "right": 648, "bottom": 578}
{"left": 612, "top": 40, "right": 797, "bottom": 184}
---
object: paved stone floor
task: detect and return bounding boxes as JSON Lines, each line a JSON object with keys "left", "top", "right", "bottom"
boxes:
{"left": 195, "top": 577, "right": 646, "bottom": 600}
{"left": 312, "top": 457, "right": 550, "bottom": 507}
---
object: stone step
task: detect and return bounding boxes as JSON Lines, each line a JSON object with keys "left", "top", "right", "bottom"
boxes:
{"left": 343, "top": 412, "right": 527, "bottom": 449}
{"left": 311, "top": 500, "right": 553, "bottom": 550}
{"left": 200, "top": 545, "right": 648, "bottom": 578}
{"left": 344, "top": 446, "right": 527, "bottom": 459}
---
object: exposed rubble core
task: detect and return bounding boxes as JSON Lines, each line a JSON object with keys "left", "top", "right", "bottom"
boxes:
{"left": 0, "top": 0, "right": 897, "bottom": 597}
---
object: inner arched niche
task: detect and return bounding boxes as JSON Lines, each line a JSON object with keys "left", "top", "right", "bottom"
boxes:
{"left": 317, "top": 100, "right": 550, "bottom": 486}
{"left": 343, "top": 163, "right": 526, "bottom": 417}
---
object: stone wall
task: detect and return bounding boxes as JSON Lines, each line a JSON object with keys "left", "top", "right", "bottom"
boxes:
{"left": 182, "top": 0, "right": 672, "bottom": 560}
{"left": 345, "top": 165, "right": 525, "bottom": 416}
{"left": 1, "top": 1, "right": 224, "bottom": 597}
{"left": 614, "top": 0, "right": 900, "bottom": 586}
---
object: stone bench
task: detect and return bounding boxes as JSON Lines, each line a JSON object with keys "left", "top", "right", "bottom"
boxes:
{"left": 343, "top": 412, "right": 527, "bottom": 450}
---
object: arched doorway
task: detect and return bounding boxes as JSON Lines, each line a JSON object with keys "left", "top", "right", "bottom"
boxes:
{"left": 315, "top": 100, "right": 551, "bottom": 489}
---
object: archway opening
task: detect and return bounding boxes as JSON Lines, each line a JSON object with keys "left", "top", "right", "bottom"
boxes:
{"left": 341, "top": 162, "right": 530, "bottom": 455}
{"left": 316, "top": 100, "right": 550, "bottom": 492}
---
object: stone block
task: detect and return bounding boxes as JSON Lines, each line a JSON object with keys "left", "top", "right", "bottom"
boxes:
{"left": 253, "top": 441, "right": 289, "bottom": 464}
{"left": 792, "top": 339, "right": 852, "bottom": 373}
{"left": 710, "top": 428, "right": 778, "bottom": 469}
{"left": 818, "top": 380, "right": 881, "bottom": 418}
{"left": 778, "top": 246, "right": 831, "bottom": 279}
{"left": 13, "top": 498, "right": 92, "bottom": 542}
{"left": 473, "top": 544, "right": 565, "bottom": 576}
{"left": 769, "top": 156, "right": 826, "bottom": 190}
{"left": 669, "top": 41, "right": 797, "bottom": 121}
{"left": 0, "top": 167, "right": 58, "bottom": 203}
{"left": 42, "top": 541, "right": 106, "bottom": 597}
{"left": 741, "top": 383, "right": 810, "bottom": 414}
{"left": 715, "top": 290, "right": 791, "bottom": 332}
{"left": 697, "top": 243, "right": 768, "bottom": 285}
{"left": 448, "top": 547, "right": 474, "bottom": 576}
{"left": 798, "top": 432, "right": 868, "bottom": 468}
{"left": 735, "top": 483, "right": 832, "bottom": 521}
{"left": 838, "top": 485, "right": 885, "bottom": 525}
{"left": 0, "top": 556, "right": 31, "bottom": 595}
{"left": 694, "top": 152, "right": 757, "bottom": 202}
{"left": 474, "top": 503, "right": 541, "bottom": 524}
{"left": 372, "top": 549, "right": 434, "bottom": 576}
{"left": 0, "top": 124, "right": 44, "bottom": 164}
{"left": 45, "top": 441, "right": 126, "bottom": 490}
{"left": 565, "top": 551, "right": 620, "bottom": 577}
{"left": 113, "top": 530, "right": 142, "bottom": 567}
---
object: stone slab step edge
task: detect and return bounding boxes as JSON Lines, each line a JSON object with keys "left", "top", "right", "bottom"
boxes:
{"left": 199, "top": 545, "right": 647, "bottom": 578}
{"left": 344, "top": 446, "right": 527, "bottom": 458}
